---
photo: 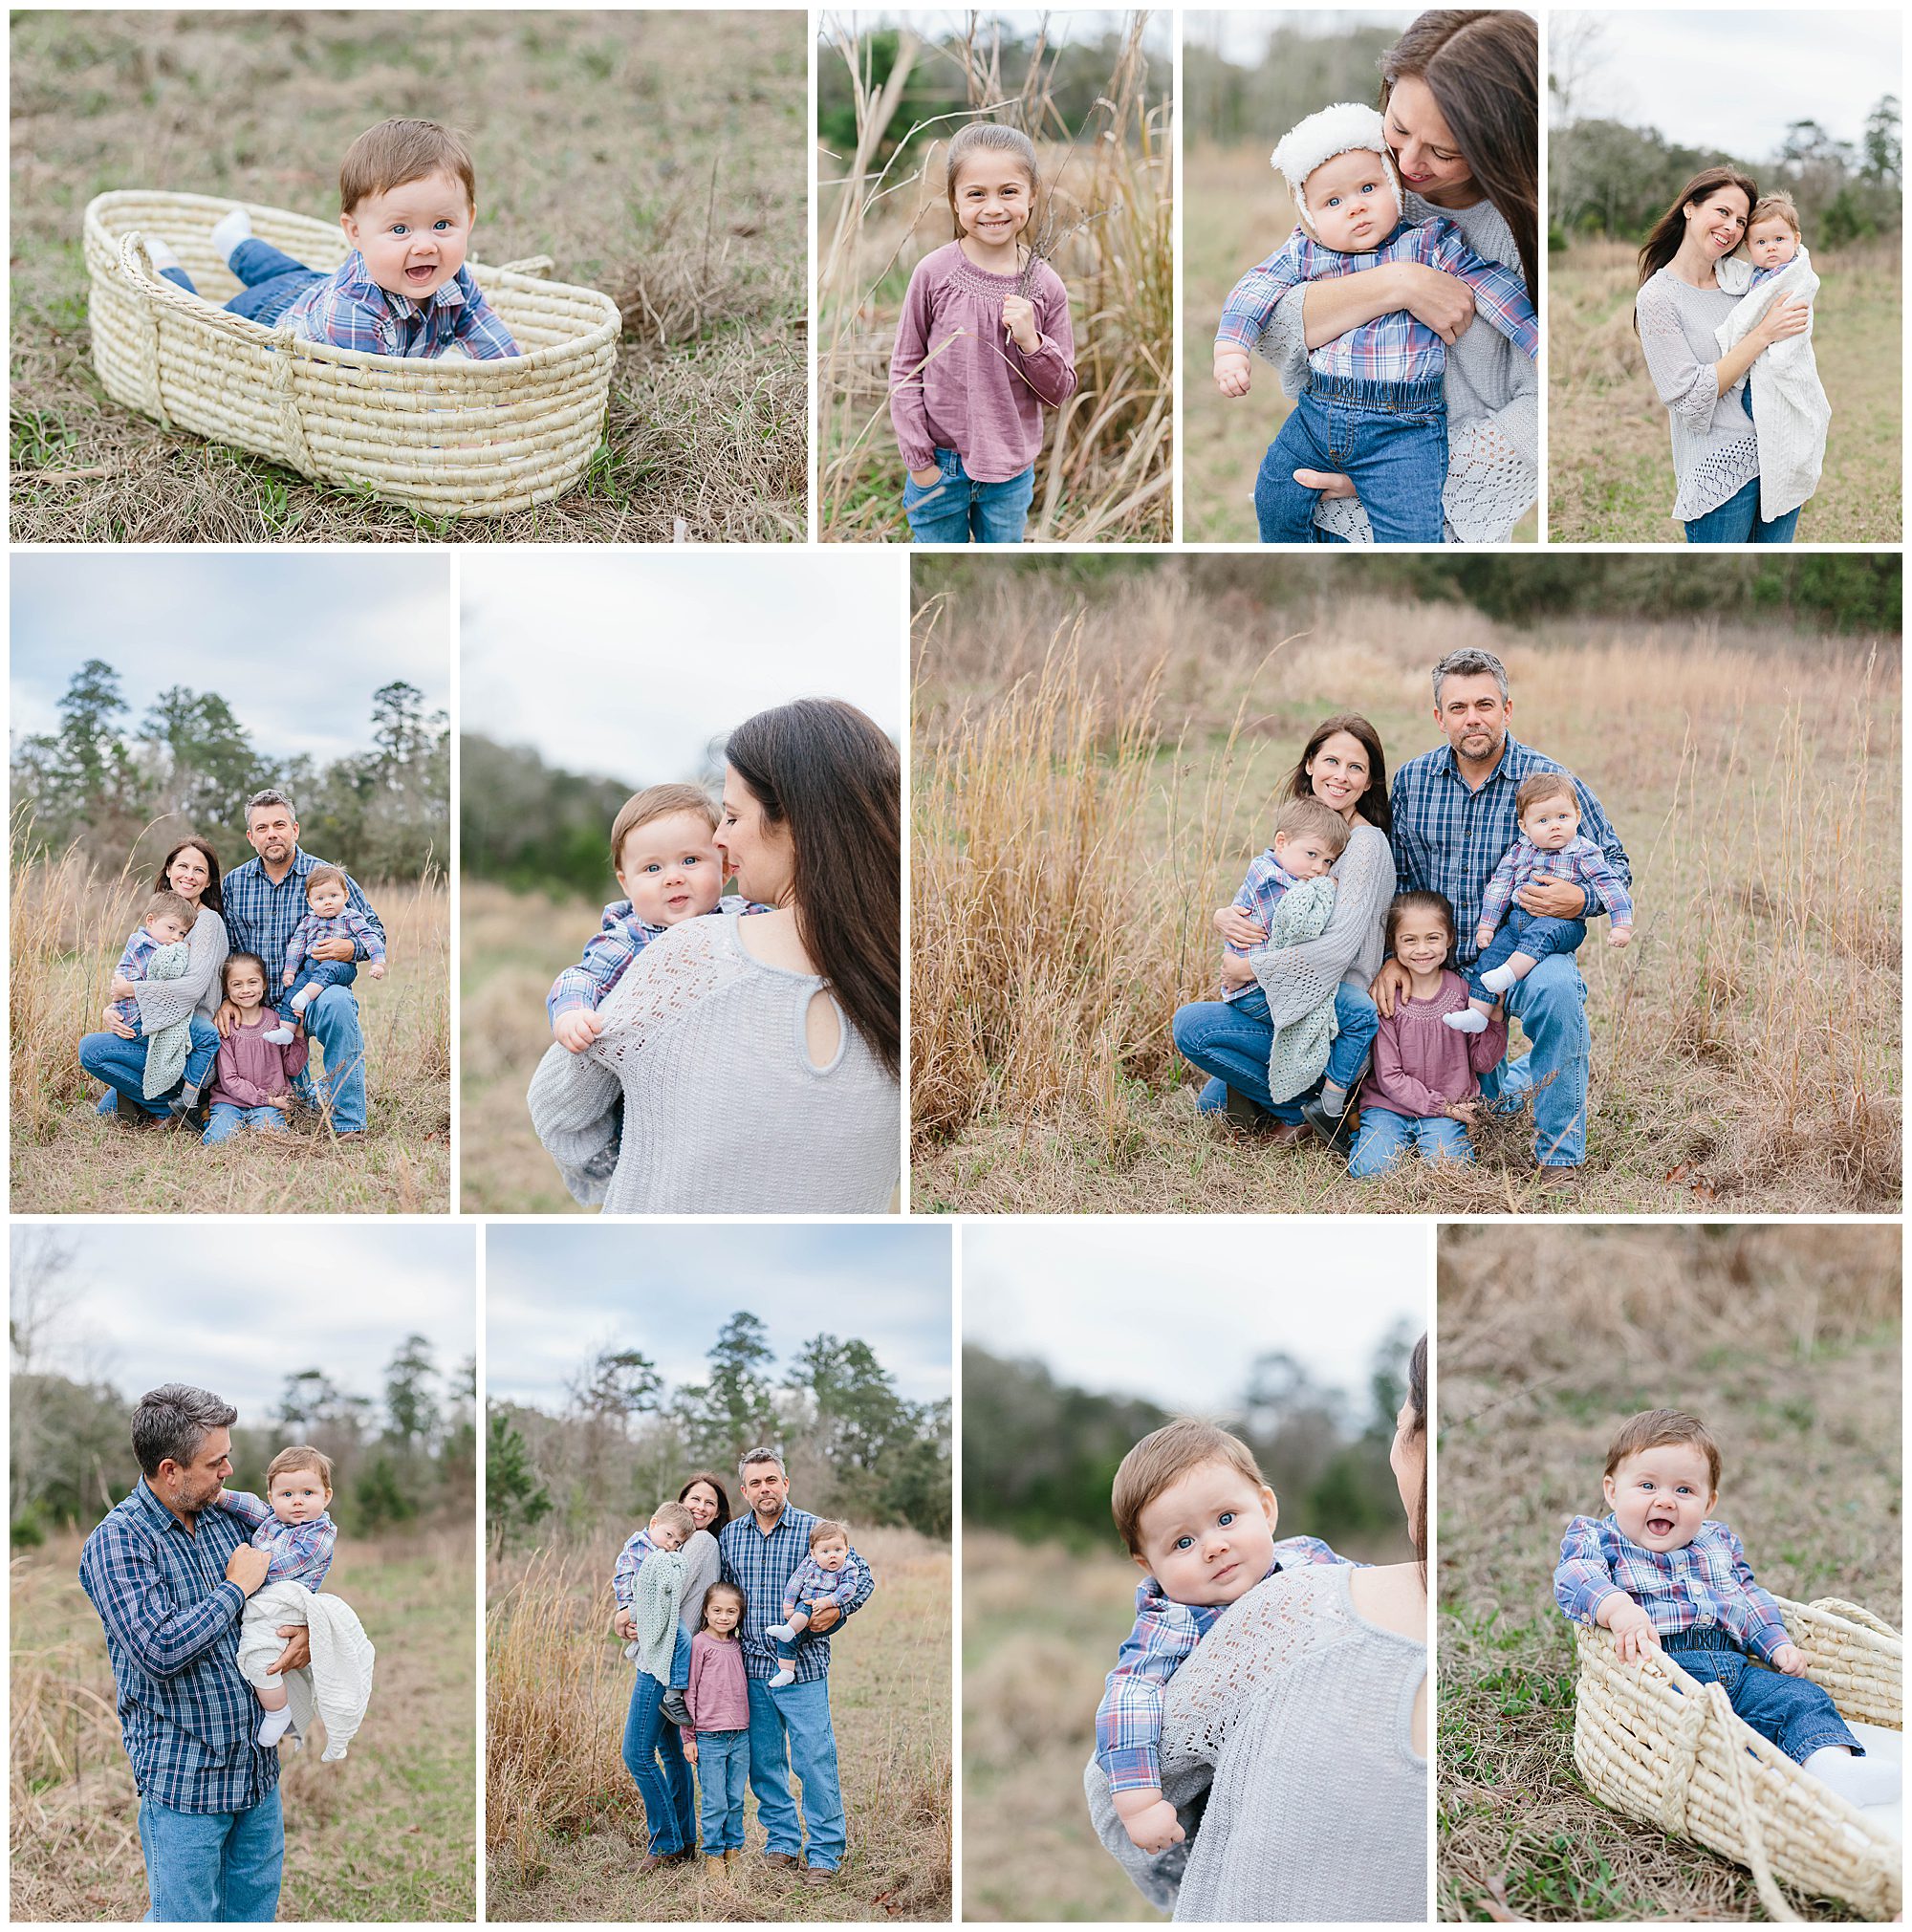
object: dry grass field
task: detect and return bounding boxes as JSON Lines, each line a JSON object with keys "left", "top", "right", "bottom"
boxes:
{"left": 1183, "top": 142, "right": 1538, "bottom": 544}
{"left": 911, "top": 564, "right": 1901, "bottom": 1216}
{"left": 1549, "top": 238, "right": 1902, "bottom": 543}
{"left": 487, "top": 1525, "right": 950, "bottom": 1921}
{"left": 818, "top": 21, "right": 1171, "bottom": 544}
{"left": 10, "top": 11, "right": 806, "bottom": 543}
{"left": 1437, "top": 1224, "right": 1901, "bottom": 1922}
{"left": 10, "top": 1525, "right": 477, "bottom": 1921}
{"left": 10, "top": 852, "right": 449, "bottom": 1213}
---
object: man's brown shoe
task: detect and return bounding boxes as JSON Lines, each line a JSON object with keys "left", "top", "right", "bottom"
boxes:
{"left": 762, "top": 1851, "right": 799, "bottom": 1870}
{"left": 1267, "top": 1119, "right": 1311, "bottom": 1147}
{"left": 801, "top": 1865, "right": 839, "bottom": 1887}
{"left": 705, "top": 1856, "right": 727, "bottom": 1875}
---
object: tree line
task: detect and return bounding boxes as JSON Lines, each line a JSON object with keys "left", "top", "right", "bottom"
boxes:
{"left": 11, "top": 659, "right": 447, "bottom": 882}
{"left": 461, "top": 733, "right": 663, "bottom": 901}
{"left": 1184, "top": 23, "right": 1400, "bottom": 151}
{"left": 489, "top": 1311, "right": 951, "bottom": 1552}
{"left": 964, "top": 1324, "right": 1417, "bottom": 1560}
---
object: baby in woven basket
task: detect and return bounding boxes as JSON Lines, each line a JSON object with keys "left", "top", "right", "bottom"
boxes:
{"left": 1554, "top": 1408, "right": 1901, "bottom": 1810}
{"left": 1096, "top": 1419, "right": 1350, "bottom": 1854}
{"left": 144, "top": 118, "right": 520, "bottom": 359}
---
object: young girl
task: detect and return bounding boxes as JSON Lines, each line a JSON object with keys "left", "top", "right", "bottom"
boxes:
{"left": 678, "top": 1580, "right": 750, "bottom": 1873}
{"left": 888, "top": 121, "right": 1078, "bottom": 545}
{"left": 202, "top": 953, "right": 308, "bottom": 1145}
{"left": 1348, "top": 892, "right": 1507, "bottom": 1180}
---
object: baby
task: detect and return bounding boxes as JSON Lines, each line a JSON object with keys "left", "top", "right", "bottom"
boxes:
{"left": 613, "top": 1501, "right": 694, "bottom": 1668}
{"left": 1554, "top": 1408, "right": 1900, "bottom": 1810}
{"left": 215, "top": 1447, "right": 339, "bottom": 1747}
{"left": 1215, "top": 101, "right": 1538, "bottom": 545}
{"left": 283, "top": 866, "right": 386, "bottom": 1019}
{"left": 147, "top": 118, "right": 520, "bottom": 360}
{"left": 547, "top": 784, "right": 762, "bottom": 1053}
{"left": 1445, "top": 771, "right": 1633, "bottom": 1035}
{"left": 1714, "top": 190, "right": 1831, "bottom": 526}
{"left": 765, "top": 1519, "right": 862, "bottom": 1689}
{"left": 1097, "top": 1419, "right": 1346, "bottom": 1853}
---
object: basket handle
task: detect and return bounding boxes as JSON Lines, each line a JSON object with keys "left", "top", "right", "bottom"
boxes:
{"left": 115, "top": 233, "right": 175, "bottom": 430}
{"left": 495, "top": 255, "right": 554, "bottom": 278}
{"left": 1809, "top": 1597, "right": 1901, "bottom": 1639}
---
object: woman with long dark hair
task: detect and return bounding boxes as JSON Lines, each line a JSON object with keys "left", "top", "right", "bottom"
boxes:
{"left": 1633, "top": 166, "right": 1813, "bottom": 543}
{"left": 528, "top": 699, "right": 902, "bottom": 1212}
{"left": 77, "top": 836, "right": 229, "bottom": 1124}
{"left": 1252, "top": 11, "right": 1540, "bottom": 544}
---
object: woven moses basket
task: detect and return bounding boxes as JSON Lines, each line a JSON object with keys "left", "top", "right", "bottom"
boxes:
{"left": 84, "top": 190, "right": 621, "bottom": 517}
{"left": 1575, "top": 1596, "right": 1902, "bottom": 1921}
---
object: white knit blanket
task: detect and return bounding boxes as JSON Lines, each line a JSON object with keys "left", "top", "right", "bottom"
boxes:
{"left": 1715, "top": 249, "right": 1830, "bottom": 521}
{"left": 139, "top": 941, "right": 194, "bottom": 1098}
{"left": 1258, "top": 877, "right": 1339, "bottom": 1104}
{"left": 236, "top": 1581, "right": 376, "bottom": 1763}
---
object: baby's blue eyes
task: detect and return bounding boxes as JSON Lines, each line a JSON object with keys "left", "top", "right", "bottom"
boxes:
{"left": 1172, "top": 1510, "right": 1237, "bottom": 1552}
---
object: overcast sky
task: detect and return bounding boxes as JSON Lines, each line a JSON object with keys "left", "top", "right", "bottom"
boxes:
{"left": 10, "top": 554, "right": 449, "bottom": 767}
{"left": 962, "top": 1220, "right": 1428, "bottom": 1413}
{"left": 1552, "top": 11, "right": 1901, "bottom": 155}
{"left": 485, "top": 1223, "right": 952, "bottom": 1411}
{"left": 1185, "top": 9, "right": 1415, "bottom": 64}
{"left": 459, "top": 553, "right": 905, "bottom": 787}
{"left": 11, "top": 1224, "right": 476, "bottom": 1423}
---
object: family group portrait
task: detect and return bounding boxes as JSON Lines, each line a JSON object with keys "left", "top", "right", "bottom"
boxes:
{"left": 817, "top": 8, "right": 1171, "bottom": 544}
{"left": 911, "top": 550, "right": 1901, "bottom": 1216}
{"left": 1549, "top": 9, "right": 1902, "bottom": 543}
{"left": 1184, "top": 9, "right": 1538, "bottom": 545}
{"left": 9, "top": 1222, "right": 478, "bottom": 1922}
{"left": 10, "top": 8, "right": 806, "bottom": 539}
{"left": 961, "top": 1217, "right": 1428, "bottom": 1922}
{"left": 484, "top": 1221, "right": 953, "bottom": 1921}
{"left": 10, "top": 551, "right": 451, "bottom": 1215}
{"left": 459, "top": 549, "right": 903, "bottom": 1216}
{"left": 1438, "top": 1221, "right": 1902, "bottom": 1923}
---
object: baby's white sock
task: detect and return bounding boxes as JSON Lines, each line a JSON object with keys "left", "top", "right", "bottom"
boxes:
{"left": 147, "top": 237, "right": 182, "bottom": 272}
{"left": 256, "top": 1705, "right": 293, "bottom": 1747}
{"left": 1479, "top": 964, "right": 1518, "bottom": 995}
{"left": 209, "top": 206, "right": 253, "bottom": 266}
{"left": 262, "top": 1026, "right": 294, "bottom": 1046}
{"left": 768, "top": 1666, "right": 795, "bottom": 1688}
{"left": 1804, "top": 1747, "right": 1902, "bottom": 1808}
{"left": 289, "top": 988, "right": 313, "bottom": 1017}
{"left": 1444, "top": 1009, "right": 1489, "bottom": 1034}
{"left": 765, "top": 1621, "right": 795, "bottom": 1642}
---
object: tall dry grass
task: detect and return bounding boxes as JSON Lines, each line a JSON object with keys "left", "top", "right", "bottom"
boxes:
{"left": 10, "top": 835, "right": 450, "bottom": 1212}
{"left": 487, "top": 1524, "right": 950, "bottom": 1921}
{"left": 911, "top": 566, "right": 1901, "bottom": 1213}
{"left": 818, "top": 15, "right": 1171, "bottom": 543}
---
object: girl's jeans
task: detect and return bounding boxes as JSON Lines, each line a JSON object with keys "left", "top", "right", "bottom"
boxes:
{"left": 694, "top": 1727, "right": 750, "bottom": 1855}
{"left": 903, "top": 449, "right": 1034, "bottom": 544}
{"left": 160, "top": 237, "right": 322, "bottom": 328}
{"left": 79, "top": 1016, "right": 220, "bottom": 1118}
{"left": 1255, "top": 375, "right": 1446, "bottom": 545}
{"left": 1662, "top": 1627, "right": 1860, "bottom": 1763}
{"left": 1682, "top": 388, "right": 1802, "bottom": 544}
{"left": 1172, "top": 983, "right": 1380, "bottom": 1122}
{"left": 1348, "top": 1106, "right": 1473, "bottom": 1179}
{"left": 1467, "top": 910, "right": 1587, "bottom": 1002}
{"left": 203, "top": 1102, "right": 290, "bottom": 1144}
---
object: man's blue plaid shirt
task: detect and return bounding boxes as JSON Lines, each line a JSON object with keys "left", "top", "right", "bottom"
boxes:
{"left": 1389, "top": 734, "right": 1630, "bottom": 968}
{"left": 77, "top": 1479, "right": 279, "bottom": 1813}
{"left": 221, "top": 848, "right": 384, "bottom": 992}
{"left": 719, "top": 1505, "right": 874, "bottom": 1685}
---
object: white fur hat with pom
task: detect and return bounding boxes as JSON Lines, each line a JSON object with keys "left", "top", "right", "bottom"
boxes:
{"left": 1271, "top": 101, "right": 1401, "bottom": 234}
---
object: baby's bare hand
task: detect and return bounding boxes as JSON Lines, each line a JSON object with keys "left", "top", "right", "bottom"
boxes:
{"left": 553, "top": 1010, "right": 605, "bottom": 1055}
{"left": 1608, "top": 927, "right": 1634, "bottom": 949}
{"left": 368, "top": 962, "right": 386, "bottom": 979}
{"left": 1771, "top": 1642, "right": 1810, "bottom": 1678}
{"left": 1214, "top": 349, "right": 1252, "bottom": 398}
{"left": 1121, "top": 1797, "right": 1185, "bottom": 1855}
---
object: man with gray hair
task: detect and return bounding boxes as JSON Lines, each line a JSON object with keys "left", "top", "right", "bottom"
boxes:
{"left": 718, "top": 1447, "right": 875, "bottom": 1885}
{"left": 217, "top": 788, "right": 385, "bottom": 1137}
{"left": 1379, "top": 648, "right": 1630, "bottom": 1186}
{"left": 78, "top": 1384, "right": 312, "bottom": 1921}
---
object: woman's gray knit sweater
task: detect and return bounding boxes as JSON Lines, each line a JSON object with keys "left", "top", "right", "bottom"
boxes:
{"left": 1086, "top": 1565, "right": 1427, "bottom": 1922}
{"left": 527, "top": 912, "right": 900, "bottom": 1215}
{"left": 1257, "top": 193, "right": 1538, "bottom": 543}
{"left": 678, "top": 1530, "right": 721, "bottom": 1634}
{"left": 1633, "top": 267, "right": 1760, "bottom": 521}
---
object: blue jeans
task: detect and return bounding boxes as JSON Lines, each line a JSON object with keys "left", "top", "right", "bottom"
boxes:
{"left": 1476, "top": 953, "right": 1589, "bottom": 1167}
{"left": 1255, "top": 376, "right": 1446, "bottom": 545}
{"left": 79, "top": 1016, "right": 220, "bottom": 1118}
{"left": 903, "top": 448, "right": 1034, "bottom": 544}
{"left": 695, "top": 1728, "right": 750, "bottom": 1855}
{"left": 202, "top": 1102, "right": 290, "bottom": 1144}
{"left": 160, "top": 237, "right": 321, "bottom": 328}
{"left": 293, "top": 983, "right": 368, "bottom": 1134}
{"left": 137, "top": 1789, "right": 283, "bottom": 1921}
{"left": 1663, "top": 1629, "right": 1860, "bottom": 1764}
{"left": 1468, "top": 910, "right": 1586, "bottom": 1001}
{"left": 1682, "top": 388, "right": 1801, "bottom": 544}
{"left": 1348, "top": 1106, "right": 1473, "bottom": 1179}
{"left": 1172, "top": 982, "right": 1380, "bottom": 1122}
{"left": 621, "top": 1667, "right": 697, "bottom": 1856}
{"left": 746, "top": 1675, "right": 846, "bottom": 1872}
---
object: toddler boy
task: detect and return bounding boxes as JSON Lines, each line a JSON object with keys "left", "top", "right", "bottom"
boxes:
{"left": 614, "top": 1501, "right": 696, "bottom": 1675}
{"left": 111, "top": 891, "right": 197, "bottom": 1028}
{"left": 1554, "top": 1408, "right": 1899, "bottom": 1809}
